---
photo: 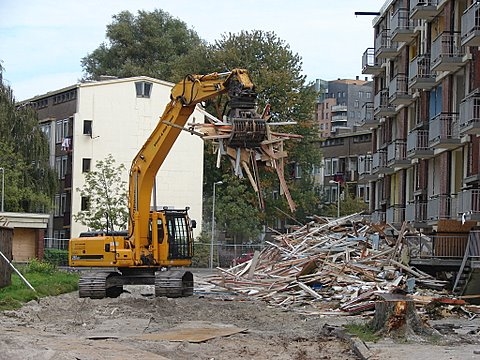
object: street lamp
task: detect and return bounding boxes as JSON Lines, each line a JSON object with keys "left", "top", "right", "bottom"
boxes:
{"left": 0, "top": 167, "right": 4, "bottom": 212}
{"left": 329, "top": 179, "right": 340, "bottom": 218}
{"left": 210, "top": 180, "right": 223, "bottom": 269}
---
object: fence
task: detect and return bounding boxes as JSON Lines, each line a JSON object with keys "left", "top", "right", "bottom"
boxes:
{"left": 44, "top": 237, "right": 69, "bottom": 251}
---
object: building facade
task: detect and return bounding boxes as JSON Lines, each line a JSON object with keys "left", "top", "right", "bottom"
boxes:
{"left": 24, "top": 76, "right": 204, "bottom": 242}
{"left": 360, "top": 0, "right": 480, "bottom": 237}
{"left": 315, "top": 78, "right": 374, "bottom": 209}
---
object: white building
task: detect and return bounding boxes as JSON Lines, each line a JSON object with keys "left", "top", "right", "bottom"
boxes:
{"left": 26, "top": 76, "right": 204, "bottom": 241}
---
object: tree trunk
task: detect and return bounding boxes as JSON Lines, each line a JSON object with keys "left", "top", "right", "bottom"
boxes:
{"left": 369, "top": 294, "right": 437, "bottom": 339}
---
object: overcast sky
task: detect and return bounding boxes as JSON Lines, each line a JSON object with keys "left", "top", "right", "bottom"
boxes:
{"left": 0, "top": 0, "right": 382, "bottom": 101}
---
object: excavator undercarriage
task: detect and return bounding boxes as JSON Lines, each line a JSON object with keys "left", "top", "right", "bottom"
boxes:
{"left": 78, "top": 268, "right": 193, "bottom": 299}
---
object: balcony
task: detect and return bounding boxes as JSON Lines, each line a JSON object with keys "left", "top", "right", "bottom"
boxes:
{"left": 358, "top": 155, "right": 375, "bottom": 182}
{"left": 428, "top": 112, "right": 461, "bottom": 150}
{"left": 407, "top": 130, "right": 434, "bottom": 159}
{"left": 390, "top": 9, "right": 416, "bottom": 43}
{"left": 406, "top": 200, "right": 429, "bottom": 226}
{"left": 409, "top": 54, "right": 435, "bottom": 90}
{"left": 371, "top": 210, "right": 386, "bottom": 225}
{"left": 331, "top": 104, "right": 347, "bottom": 112}
{"left": 375, "top": 29, "right": 398, "bottom": 59}
{"left": 374, "top": 89, "right": 395, "bottom": 117}
{"left": 389, "top": 73, "right": 413, "bottom": 106}
{"left": 386, "top": 205, "right": 406, "bottom": 226}
{"left": 372, "top": 150, "right": 394, "bottom": 175}
{"left": 461, "top": 2, "right": 480, "bottom": 47}
{"left": 387, "top": 140, "right": 410, "bottom": 168}
{"left": 431, "top": 32, "right": 465, "bottom": 73}
{"left": 409, "top": 0, "right": 439, "bottom": 20}
{"left": 457, "top": 189, "right": 480, "bottom": 222}
{"left": 459, "top": 92, "right": 480, "bottom": 135}
{"left": 427, "top": 194, "right": 456, "bottom": 221}
{"left": 362, "top": 48, "right": 384, "bottom": 75}
{"left": 357, "top": 102, "right": 377, "bottom": 128}
{"left": 405, "top": 234, "right": 468, "bottom": 259}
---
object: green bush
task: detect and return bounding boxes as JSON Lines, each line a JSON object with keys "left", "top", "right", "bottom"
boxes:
{"left": 44, "top": 249, "right": 69, "bottom": 267}
{"left": 23, "top": 258, "right": 56, "bottom": 274}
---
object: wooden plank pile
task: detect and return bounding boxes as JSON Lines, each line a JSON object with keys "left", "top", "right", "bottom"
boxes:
{"left": 207, "top": 214, "right": 454, "bottom": 315}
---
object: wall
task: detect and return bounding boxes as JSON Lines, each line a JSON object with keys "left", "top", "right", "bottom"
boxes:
{"left": 72, "top": 77, "right": 204, "bottom": 238}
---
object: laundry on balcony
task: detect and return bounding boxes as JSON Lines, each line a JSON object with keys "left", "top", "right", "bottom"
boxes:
{"left": 61, "top": 137, "right": 72, "bottom": 152}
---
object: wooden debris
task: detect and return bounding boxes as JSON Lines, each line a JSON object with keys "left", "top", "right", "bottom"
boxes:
{"left": 205, "top": 218, "right": 464, "bottom": 319}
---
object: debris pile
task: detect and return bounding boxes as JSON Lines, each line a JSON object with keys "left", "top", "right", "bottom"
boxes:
{"left": 207, "top": 213, "right": 475, "bottom": 317}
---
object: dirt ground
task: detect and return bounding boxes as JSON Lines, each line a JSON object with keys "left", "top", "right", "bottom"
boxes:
{"left": 1, "top": 270, "right": 480, "bottom": 360}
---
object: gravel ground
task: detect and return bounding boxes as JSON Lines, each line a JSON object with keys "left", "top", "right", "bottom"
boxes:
{"left": 0, "top": 270, "right": 480, "bottom": 359}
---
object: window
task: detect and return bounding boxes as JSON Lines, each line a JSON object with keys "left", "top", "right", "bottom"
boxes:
{"left": 81, "top": 196, "right": 90, "bottom": 211}
{"left": 366, "top": 92, "right": 371, "bottom": 99}
{"left": 135, "top": 81, "right": 153, "bottom": 98}
{"left": 54, "top": 195, "right": 60, "bottom": 216}
{"left": 83, "top": 120, "right": 92, "bottom": 135}
{"left": 324, "top": 158, "right": 332, "bottom": 176}
{"left": 332, "top": 158, "right": 339, "bottom": 174}
{"left": 40, "top": 123, "right": 51, "bottom": 141}
{"left": 359, "top": 91, "right": 363, "bottom": 98}
{"left": 55, "top": 155, "right": 68, "bottom": 179}
{"left": 354, "top": 100, "right": 359, "bottom": 108}
{"left": 82, "top": 158, "right": 91, "bottom": 173}
{"left": 55, "top": 118, "right": 71, "bottom": 143}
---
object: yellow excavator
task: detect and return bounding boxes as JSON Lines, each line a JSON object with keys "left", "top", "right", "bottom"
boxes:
{"left": 69, "top": 69, "right": 267, "bottom": 299}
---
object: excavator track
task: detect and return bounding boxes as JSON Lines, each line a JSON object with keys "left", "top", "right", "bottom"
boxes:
{"left": 155, "top": 270, "right": 194, "bottom": 298}
{"left": 78, "top": 271, "right": 123, "bottom": 299}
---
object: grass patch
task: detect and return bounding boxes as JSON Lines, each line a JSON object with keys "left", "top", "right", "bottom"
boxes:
{"left": 0, "top": 259, "right": 79, "bottom": 311}
{"left": 344, "top": 322, "right": 381, "bottom": 343}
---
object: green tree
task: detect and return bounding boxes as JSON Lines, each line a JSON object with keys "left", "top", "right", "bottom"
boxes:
{"left": 0, "top": 66, "right": 56, "bottom": 212}
{"left": 73, "top": 155, "right": 128, "bottom": 231}
{"left": 213, "top": 175, "right": 263, "bottom": 244}
{"left": 206, "top": 30, "right": 322, "bottom": 224}
{"left": 81, "top": 9, "right": 206, "bottom": 82}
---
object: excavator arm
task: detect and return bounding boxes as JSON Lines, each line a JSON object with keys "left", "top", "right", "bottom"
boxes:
{"left": 128, "top": 69, "right": 260, "bottom": 263}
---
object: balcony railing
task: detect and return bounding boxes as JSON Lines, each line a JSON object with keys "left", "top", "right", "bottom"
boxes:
{"left": 390, "top": 9, "right": 417, "bottom": 43}
{"left": 406, "top": 200, "right": 428, "bottom": 224}
{"left": 374, "top": 89, "right": 395, "bottom": 117}
{"left": 362, "top": 48, "right": 384, "bottom": 75}
{"left": 389, "top": 73, "right": 413, "bottom": 106}
{"left": 427, "top": 194, "right": 456, "bottom": 221}
{"left": 457, "top": 189, "right": 480, "bottom": 221}
{"left": 372, "top": 150, "right": 393, "bottom": 175}
{"left": 371, "top": 210, "right": 386, "bottom": 224}
{"left": 409, "top": 0, "right": 439, "bottom": 20}
{"left": 407, "top": 129, "right": 434, "bottom": 158}
{"left": 387, "top": 140, "right": 410, "bottom": 168}
{"left": 375, "top": 29, "right": 398, "bottom": 59}
{"left": 358, "top": 102, "right": 376, "bottom": 128}
{"left": 431, "top": 32, "right": 465, "bottom": 72}
{"left": 405, "top": 234, "right": 468, "bottom": 258}
{"left": 461, "top": 2, "right": 480, "bottom": 47}
{"left": 332, "top": 115, "right": 348, "bottom": 122}
{"left": 358, "top": 155, "right": 375, "bottom": 182}
{"left": 428, "top": 112, "right": 460, "bottom": 149}
{"left": 331, "top": 105, "right": 348, "bottom": 112}
{"left": 459, "top": 92, "right": 480, "bottom": 135}
{"left": 386, "top": 205, "right": 406, "bottom": 225}
{"left": 409, "top": 54, "right": 435, "bottom": 89}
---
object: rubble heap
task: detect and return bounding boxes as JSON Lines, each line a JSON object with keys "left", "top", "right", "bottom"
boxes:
{"left": 207, "top": 213, "right": 477, "bottom": 318}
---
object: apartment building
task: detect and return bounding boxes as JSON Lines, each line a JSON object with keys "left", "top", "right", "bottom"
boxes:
{"left": 315, "top": 79, "right": 373, "bottom": 210}
{"left": 359, "top": 0, "right": 480, "bottom": 267}
{"left": 23, "top": 76, "right": 204, "bottom": 243}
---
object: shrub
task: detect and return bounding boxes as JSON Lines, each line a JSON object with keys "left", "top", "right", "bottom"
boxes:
{"left": 44, "top": 249, "right": 69, "bottom": 267}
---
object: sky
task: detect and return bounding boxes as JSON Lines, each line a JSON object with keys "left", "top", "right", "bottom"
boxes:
{"left": 0, "top": 0, "right": 383, "bottom": 101}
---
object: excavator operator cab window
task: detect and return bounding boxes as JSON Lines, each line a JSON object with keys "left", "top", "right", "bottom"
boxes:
{"left": 157, "top": 219, "right": 164, "bottom": 244}
{"left": 166, "top": 215, "right": 191, "bottom": 259}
